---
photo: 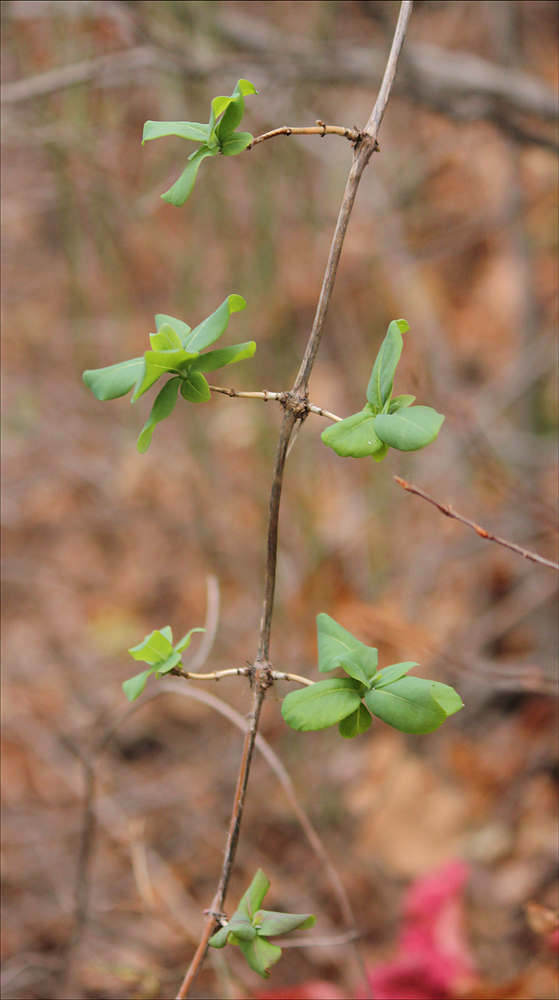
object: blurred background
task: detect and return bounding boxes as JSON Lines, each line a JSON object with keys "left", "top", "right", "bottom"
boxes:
{"left": 1, "top": 2, "right": 558, "bottom": 998}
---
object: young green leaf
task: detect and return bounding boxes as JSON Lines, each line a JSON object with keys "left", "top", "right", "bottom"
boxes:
{"left": 239, "top": 869, "right": 270, "bottom": 920}
{"left": 184, "top": 294, "right": 247, "bottom": 353}
{"left": 316, "top": 614, "right": 377, "bottom": 679}
{"left": 373, "top": 661, "right": 418, "bottom": 688}
{"left": 174, "top": 627, "right": 206, "bottom": 654}
{"left": 160, "top": 626, "right": 173, "bottom": 644}
{"left": 142, "top": 120, "right": 208, "bottom": 144}
{"left": 154, "top": 650, "right": 182, "bottom": 676}
{"left": 374, "top": 406, "right": 445, "bottom": 452}
{"left": 389, "top": 394, "right": 416, "bottom": 413}
{"left": 429, "top": 681, "right": 464, "bottom": 716}
{"left": 281, "top": 678, "right": 364, "bottom": 732}
{"left": 189, "top": 341, "right": 256, "bottom": 373}
{"left": 338, "top": 703, "right": 373, "bottom": 739}
{"left": 149, "top": 323, "right": 183, "bottom": 351}
{"left": 221, "top": 131, "right": 253, "bottom": 156}
{"left": 155, "top": 313, "right": 192, "bottom": 345}
{"left": 122, "top": 670, "right": 151, "bottom": 702}
{"left": 255, "top": 911, "right": 317, "bottom": 937}
{"left": 321, "top": 410, "right": 386, "bottom": 459}
{"left": 236, "top": 935, "right": 282, "bottom": 980}
{"left": 364, "top": 676, "right": 449, "bottom": 734}
{"left": 129, "top": 629, "right": 175, "bottom": 665}
{"left": 161, "top": 146, "right": 218, "bottom": 206}
{"left": 336, "top": 651, "right": 372, "bottom": 687}
{"left": 83, "top": 358, "right": 145, "bottom": 401}
{"left": 367, "top": 319, "right": 409, "bottom": 410}
{"left": 132, "top": 347, "right": 199, "bottom": 400}
{"left": 137, "top": 377, "right": 181, "bottom": 453}
{"left": 180, "top": 371, "right": 211, "bottom": 403}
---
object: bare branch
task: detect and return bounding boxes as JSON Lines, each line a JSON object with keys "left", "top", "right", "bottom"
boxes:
{"left": 395, "top": 477, "right": 559, "bottom": 571}
{"left": 248, "top": 124, "right": 361, "bottom": 148}
{"left": 271, "top": 671, "right": 315, "bottom": 687}
{"left": 208, "top": 385, "right": 342, "bottom": 422}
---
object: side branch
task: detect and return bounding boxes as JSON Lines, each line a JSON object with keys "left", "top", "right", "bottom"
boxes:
{"left": 248, "top": 124, "right": 361, "bottom": 148}
{"left": 395, "top": 477, "right": 559, "bottom": 571}
{"left": 208, "top": 385, "right": 342, "bottom": 422}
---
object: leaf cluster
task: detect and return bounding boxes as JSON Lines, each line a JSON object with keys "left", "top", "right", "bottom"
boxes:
{"left": 82, "top": 295, "right": 255, "bottom": 451}
{"left": 209, "top": 870, "right": 316, "bottom": 979}
{"left": 123, "top": 625, "right": 205, "bottom": 701}
{"left": 321, "top": 319, "right": 444, "bottom": 461}
{"left": 281, "top": 614, "right": 463, "bottom": 737}
{"left": 142, "top": 79, "right": 258, "bottom": 206}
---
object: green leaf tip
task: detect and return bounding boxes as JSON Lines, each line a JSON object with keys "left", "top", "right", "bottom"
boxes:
{"left": 281, "top": 613, "right": 463, "bottom": 738}
{"left": 209, "top": 869, "right": 315, "bottom": 979}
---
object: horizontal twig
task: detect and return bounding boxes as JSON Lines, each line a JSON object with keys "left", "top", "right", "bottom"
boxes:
{"left": 208, "top": 385, "right": 342, "bottom": 422}
{"left": 271, "top": 671, "right": 315, "bottom": 686}
{"left": 170, "top": 667, "right": 250, "bottom": 682}
{"left": 248, "top": 124, "right": 361, "bottom": 148}
{"left": 395, "top": 476, "right": 559, "bottom": 571}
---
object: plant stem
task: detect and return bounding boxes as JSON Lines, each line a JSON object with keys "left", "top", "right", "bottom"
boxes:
{"left": 248, "top": 124, "right": 361, "bottom": 148}
{"left": 177, "top": 4, "right": 414, "bottom": 996}
{"left": 208, "top": 385, "right": 342, "bottom": 423}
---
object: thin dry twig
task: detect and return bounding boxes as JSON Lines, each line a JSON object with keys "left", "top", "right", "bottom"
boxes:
{"left": 178, "top": 6, "right": 414, "bottom": 997}
{"left": 248, "top": 124, "right": 361, "bottom": 148}
{"left": 395, "top": 476, "right": 559, "bottom": 571}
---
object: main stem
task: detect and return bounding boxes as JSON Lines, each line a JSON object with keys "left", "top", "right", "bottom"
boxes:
{"left": 177, "top": 4, "right": 413, "bottom": 996}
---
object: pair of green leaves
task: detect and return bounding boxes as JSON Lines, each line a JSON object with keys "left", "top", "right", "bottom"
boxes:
{"left": 143, "top": 79, "right": 258, "bottom": 206}
{"left": 281, "top": 614, "right": 463, "bottom": 737}
{"left": 321, "top": 319, "right": 444, "bottom": 461}
{"left": 122, "top": 625, "right": 205, "bottom": 701}
{"left": 82, "top": 294, "right": 256, "bottom": 452}
{"left": 209, "top": 869, "right": 315, "bottom": 979}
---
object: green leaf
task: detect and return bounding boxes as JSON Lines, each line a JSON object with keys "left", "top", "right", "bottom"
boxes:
{"left": 316, "top": 614, "right": 377, "bottom": 679}
{"left": 208, "top": 924, "right": 230, "bottom": 949}
{"left": 239, "top": 869, "right": 270, "bottom": 920}
{"left": 132, "top": 347, "right": 199, "bottom": 400}
{"left": 237, "top": 934, "right": 281, "bottom": 980}
{"left": 160, "top": 626, "right": 173, "bottom": 643}
{"left": 184, "top": 294, "right": 247, "bottom": 353}
{"left": 174, "top": 627, "right": 206, "bottom": 654}
{"left": 389, "top": 394, "right": 416, "bottom": 413}
{"left": 338, "top": 703, "right": 373, "bottom": 739}
{"left": 221, "top": 131, "right": 253, "bottom": 156}
{"left": 429, "top": 681, "right": 464, "bottom": 716}
{"left": 137, "top": 377, "right": 181, "bottom": 453}
{"left": 123, "top": 670, "right": 150, "bottom": 702}
{"left": 129, "top": 629, "right": 174, "bottom": 666}
{"left": 142, "top": 120, "right": 208, "bottom": 144}
{"left": 225, "top": 911, "right": 258, "bottom": 942}
{"left": 83, "top": 358, "right": 145, "bottom": 401}
{"left": 367, "top": 319, "right": 409, "bottom": 410}
{"left": 374, "top": 406, "right": 445, "bottom": 452}
{"left": 281, "top": 678, "right": 364, "bottom": 732}
{"left": 149, "top": 323, "right": 183, "bottom": 351}
{"left": 180, "top": 371, "right": 211, "bottom": 403}
{"left": 371, "top": 442, "right": 389, "bottom": 463}
{"left": 161, "top": 146, "right": 218, "bottom": 206}
{"left": 190, "top": 341, "right": 256, "bottom": 373}
{"left": 364, "top": 676, "right": 448, "bottom": 734}
{"left": 215, "top": 94, "right": 245, "bottom": 140}
{"left": 155, "top": 313, "right": 192, "bottom": 346}
{"left": 337, "top": 651, "right": 372, "bottom": 688}
{"left": 373, "top": 661, "right": 418, "bottom": 688}
{"left": 155, "top": 650, "right": 182, "bottom": 676}
{"left": 254, "top": 911, "right": 316, "bottom": 937}
{"left": 321, "top": 410, "right": 386, "bottom": 458}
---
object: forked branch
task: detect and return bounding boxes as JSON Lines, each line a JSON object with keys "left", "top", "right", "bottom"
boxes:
{"left": 177, "top": 4, "right": 414, "bottom": 996}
